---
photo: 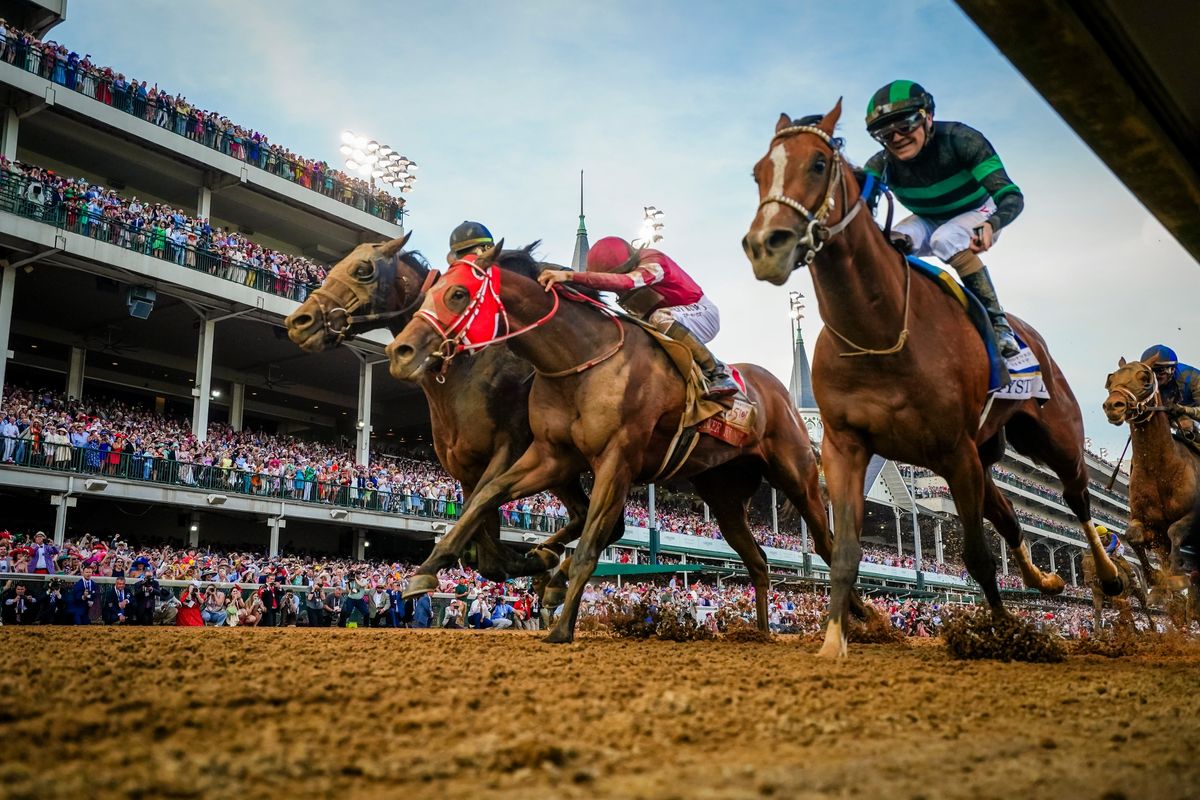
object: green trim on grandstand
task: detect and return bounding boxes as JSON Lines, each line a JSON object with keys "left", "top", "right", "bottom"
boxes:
{"left": 592, "top": 563, "right": 725, "bottom": 577}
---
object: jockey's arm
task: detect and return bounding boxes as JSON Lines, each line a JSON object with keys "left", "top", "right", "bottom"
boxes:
{"left": 862, "top": 151, "right": 888, "bottom": 213}
{"left": 952, "top": 125, "right": 1024, "bottom": 234}
{"left": 554, "top": 261, "right": 666, "bottom": 293}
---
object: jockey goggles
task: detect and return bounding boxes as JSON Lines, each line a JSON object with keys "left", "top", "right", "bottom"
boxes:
{"left": 869, "top": 110, "right": 925, "bottom": 143}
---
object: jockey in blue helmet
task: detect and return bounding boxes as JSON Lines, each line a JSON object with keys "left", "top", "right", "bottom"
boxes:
{"left": 1141, "top": 344, "right": 1200, "bottom": 436}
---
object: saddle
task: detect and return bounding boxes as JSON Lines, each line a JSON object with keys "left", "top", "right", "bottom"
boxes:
{"left": 904, "top": 255, "right": 1050, "bottom": 401}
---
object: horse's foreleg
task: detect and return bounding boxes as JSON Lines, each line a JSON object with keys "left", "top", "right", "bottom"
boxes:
{"left": 981, "top": 474, "right": 1064, "bottom": 595}
{"left": 818, "top": 430, "right": 870, "bottom": 658}
{"left": 540, "top": 515, "right": 626, "bottom": 610}
{"left": 405, "top": 444, "right": 571, "bottom": 597}
{"left": 515, "top": 478, "right": 591, "bottom": 576}
{"left": 945, "top": 449, "right": 1005, "bottom": 613}
{"left": 545, "top": 456, "right": 633, "bottom": 644}
{"left": 1165, "top": 513, "right": 1198, "bottom": 589}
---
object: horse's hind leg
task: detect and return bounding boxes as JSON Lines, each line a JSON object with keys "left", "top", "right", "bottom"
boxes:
{"left": 692, "top": 465, "right": 771, "bottom": 633}
{"left": 981, "top": 473, "right": 1064, "bottom": 595}
{"left": 1004, "top": 411, "right": 1123, "bottom": 595}
{"left": 943, "top": 447, "right": 1006, "bottom": 613}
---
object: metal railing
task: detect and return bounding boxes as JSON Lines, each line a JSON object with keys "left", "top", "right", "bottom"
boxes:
{"left": 0, "top": 435, "right": 569, "bottom": 533}
{"left": 1, "top": 43, "right": 405, "bottom": 224}
{"left": 0, "top": 177, "right": 319, "bottom": 303}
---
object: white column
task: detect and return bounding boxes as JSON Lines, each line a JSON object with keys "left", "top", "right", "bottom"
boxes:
{"left": 188, "top": 514, "right": 200, "bottom": 548}
{"left": 0, "top": 264, "right": 14, "bottom": 408}
{"left": 356, "top": 358, "right": 373, "bottom": 465}
{"left": 1070, "top": 551, "right": 1078, "bottom": 586}
{"left": 894, "top": 508, "right": 903, "bottom": 556}
{"left": 191, "top": 317, "right": 215, "bottom": 441}
{"left": 1000, "top": 538, "right": 1009, "bottom": 576}
{"left": 267, "top": 517, "right": 284, "bottom": 557}
{"left": 353, "top": 529, "right": 366, "bottom": 561}
{"left": 935, "top": 520, "right": 944, "bottom": 565}
{"left": 770, "top": 488, "right": 779, "bottom": 534}
{"left": 702, "top": 504, "right": 710, "bottom": 523}
{"left": 1, "top": 108, "right": 17, "bottom": 161}
{"left": 647, "top": 484, "right": 656, "bottom": 528}
{"left": 52, "top": 494, "right": 72, "bottom": 546}
{"left": 230, "top": 382, "right": 246, "bottom": 432}
{"left": 1049, "top": 544, "right": 1057, "bottom": 574}
{"left": 197, "top": 185, "right": 212, "bottom": 220}
{"left": 67, "top": 346, "right": 86, "bottom": 399}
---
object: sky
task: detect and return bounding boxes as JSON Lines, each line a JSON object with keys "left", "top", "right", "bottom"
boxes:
{"left": 56, "top": 0, "right": 1199, "bottom": 455}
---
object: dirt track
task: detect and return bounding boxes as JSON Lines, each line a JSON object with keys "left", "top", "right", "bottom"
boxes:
{"left": 1, "top": 629, "right": 1197, "bottom": 799}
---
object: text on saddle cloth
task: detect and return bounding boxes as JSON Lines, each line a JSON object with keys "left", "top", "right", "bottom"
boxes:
{"left": 992, "top": 345, "right": 1050, "bottom": 402}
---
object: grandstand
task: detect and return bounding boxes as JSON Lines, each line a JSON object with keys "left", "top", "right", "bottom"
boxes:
{"left": 0, "top": 2, "right": 1129, "bottom": 599}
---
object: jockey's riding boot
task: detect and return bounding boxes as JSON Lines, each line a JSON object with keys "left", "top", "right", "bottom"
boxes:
{"left": 958, "top": 264, "right": 1020, "bottom": 359}
{"left": 663, "top": 322, "right": 740, "bottom": 399}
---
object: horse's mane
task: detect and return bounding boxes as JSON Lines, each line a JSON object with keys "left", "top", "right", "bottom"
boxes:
{"left": 398, "top": 249, "right": 431, "bottom": 279}
{"left": 494, "top": 242, "right": 603, "bottom": 302}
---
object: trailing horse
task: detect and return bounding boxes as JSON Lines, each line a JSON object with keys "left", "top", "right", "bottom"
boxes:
{"left": 1103, "top": 357, "right": 1200, "bottom": 612}
{"left": 283, "top": 233, "right": 593, "bottom": 582}
{"left": 1082, "top": 550, "right": 1149, "bottom": 632}
{"left": 386, "top": 244, "right": 842, "bottom": 642}
{"left": 742, "top": 101, "right": 1123, "bottom": 657}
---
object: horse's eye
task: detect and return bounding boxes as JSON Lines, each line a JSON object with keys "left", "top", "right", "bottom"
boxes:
{"left": 812, "top": 156, "right": 826, "bottom": 174}
{"left": 354, "top": 262, "right": 375, "bottom": 280}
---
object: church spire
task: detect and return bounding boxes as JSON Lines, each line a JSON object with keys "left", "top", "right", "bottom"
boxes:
{"left": 571, "top": 169, "right": 590, "bottom": 270}
{"left": 788, "top": 292, "right": 818, "bottom": 410}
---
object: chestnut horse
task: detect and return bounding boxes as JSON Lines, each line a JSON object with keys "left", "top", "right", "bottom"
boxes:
{"left": 1103, "top": 357, "right": 1200, "bottom": 611}
{"left": 284, "top": 234, "right": 593, "bottom": 582}
{"left": 742, "top": 101, "right": 1122, "bottom": 657}
{"left": 386, "top": 244, "right": 838, "bottom": 642}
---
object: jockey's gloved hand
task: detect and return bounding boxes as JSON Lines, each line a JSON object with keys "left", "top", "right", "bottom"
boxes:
{"left": 1170, "top": 403, "right": 1200, "bottom": 419}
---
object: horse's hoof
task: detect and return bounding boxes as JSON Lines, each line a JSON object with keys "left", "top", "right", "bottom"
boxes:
{"left": 1038, "top": 573, "right": 1066, "bottom": 596}
{"left": 402, "top": 574, "right": 438, "bottom": 599}
{"left": 816, "top": 640, "right": 847, "bottom": 659}
{"left": 543, "top": 629, "right": 574, "bottom": 644}
{"left": 1101, "top": 575, "right": 1127, "bottom": 597}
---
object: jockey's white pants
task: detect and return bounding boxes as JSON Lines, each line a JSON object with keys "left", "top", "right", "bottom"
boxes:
{"left": 649, "top": 294, "right": 721, "bottom": 343}
{"left": 894, "top": 197, "right": 1000, "bottom": 265}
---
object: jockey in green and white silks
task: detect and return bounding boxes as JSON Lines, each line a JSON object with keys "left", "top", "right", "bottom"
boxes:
{"left": 861, "top": 80, "right": 1023, "bottom": 358}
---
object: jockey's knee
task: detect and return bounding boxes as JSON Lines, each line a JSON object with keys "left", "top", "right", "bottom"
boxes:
{"left": 930, "top": 227, "right": 974, "bottom": 265}
{"left": 648, "top": 309, "right": 674, "bottom": 333}
{"left": 946, "top": 248, "right": 984, "bottom": 278}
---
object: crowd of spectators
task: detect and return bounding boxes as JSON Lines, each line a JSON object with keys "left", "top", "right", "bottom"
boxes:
{"left": 0, "top": 531, "right": 1127, "bottom": 639}
{"left": 0, "top": 21, "right": 405, "bottom": 223}
{"left": 1, "top": 157, "right": 331, "bottom": 302}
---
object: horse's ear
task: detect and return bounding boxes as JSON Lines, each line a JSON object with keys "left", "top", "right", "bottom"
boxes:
{"left": 818, "top": 98, "right": 842, "bottom": 136}
{"left": 1118, "top": 356, "right": 1127, "bottom": 367}
{"left": 377, "top": 230, "right": 413, "bottom": 257}
{"left": 775, "top": 113, "right": 792, "bottom": 134}
{"left": 478, "top": 239, "right": 504, "bottom": 269}
{"left": 1143, "top": 353, "right": 1159, "bottom": 367}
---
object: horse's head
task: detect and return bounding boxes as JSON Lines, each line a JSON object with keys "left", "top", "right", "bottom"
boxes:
{"left": 284, "top": 231, "right": 421, "bottom": 351}
{"left": 742, "top": 100, "right": 851, "bottom": 285}
{"left": 1103, "top": 356, "right": 1161, "bottom": 425}
{"left": 386, "top": 241, "right": 508, "bottom": 381}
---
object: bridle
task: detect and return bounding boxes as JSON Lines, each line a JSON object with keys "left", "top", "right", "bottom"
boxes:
{"left": 758, "top": 122, "right": 909, "bottom": 358}
{"left": 758, "top": 124, "right": 865, "bottom": 267}
{"left": 309, "top": 251, "right": 439, "bottom": 342}
{"left": 412, "top": 259, "right": 625, "bottom": 382}
{"left": 1106, "top": 364, "right": 1169, "bottom": 425}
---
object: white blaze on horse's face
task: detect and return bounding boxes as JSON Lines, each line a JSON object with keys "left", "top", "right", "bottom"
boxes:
{"left": 762, "top": 142, "right": 791, "bottom": 227}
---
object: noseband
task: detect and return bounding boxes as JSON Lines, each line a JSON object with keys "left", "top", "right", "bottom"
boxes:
{"left": 758, "top": 124, "right": 865, "bottom": 266}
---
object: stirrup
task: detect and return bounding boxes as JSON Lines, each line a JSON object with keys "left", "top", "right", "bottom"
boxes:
{"left": 704, "top": 374, "right": 739, "bottom": 399}
{"left": 995, "top": 329, "right": 1020, "bottom": 359}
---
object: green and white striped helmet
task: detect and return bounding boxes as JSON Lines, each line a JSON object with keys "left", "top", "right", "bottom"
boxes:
{"left": 865, "top": 80, "right": 935, "bottom": 131}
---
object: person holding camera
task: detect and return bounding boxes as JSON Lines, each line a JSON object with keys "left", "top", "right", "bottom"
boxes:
{"left": 257, "top": 573, "right": 282, "bottom": 627}
{"left": 305, "top": 584, "right": 326, "bottom": 627}
{"left": 130, "top": 574, "right": 158, "bottom": 625}
{"left": 175, "top": 580, "right": 204, "bottom": 626}
{"left": 1, "top": 581, "right": 38, "bottom": 625}
{"left": 102, "top": 576, "right": 132, "bottom": 625}
{"left": 200, "top": 583, "right": 226, "bottom": 626}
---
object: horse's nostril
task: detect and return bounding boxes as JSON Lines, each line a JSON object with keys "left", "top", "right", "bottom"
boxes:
{"left": 393, "top": 344, "right": 415, "bottom": 362}
{"left": 766, "top": 228, "right": 797, "bottom": 253}
{"left": 291, "top": 313, "right": 312, "bottom": 329}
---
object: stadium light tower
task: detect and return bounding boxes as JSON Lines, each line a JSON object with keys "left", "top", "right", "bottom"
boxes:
{"left": 338, "top": 130, "right": 418, "bottom": 195}
{"left": 632, "top": 205, "right": 664, "bottom": 247}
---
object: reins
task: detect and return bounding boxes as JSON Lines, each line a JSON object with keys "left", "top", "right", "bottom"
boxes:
{"left": 760, "top": 123, "right": 911, "bottom": 358}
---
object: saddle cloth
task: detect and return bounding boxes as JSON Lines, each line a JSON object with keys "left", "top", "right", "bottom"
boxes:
{"left": 905, "top": 255, "right": 1049, "bottom": 400}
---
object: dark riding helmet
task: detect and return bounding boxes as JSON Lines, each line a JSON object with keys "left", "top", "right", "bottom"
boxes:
{"left": 865, "top": 80, "right": 935, "bottom": 133}
{"left": 1141, "top": 344, "right": 1178, "bottom": 378}
{"left": 446, "top": 221, "right": 494, "bottom": 264}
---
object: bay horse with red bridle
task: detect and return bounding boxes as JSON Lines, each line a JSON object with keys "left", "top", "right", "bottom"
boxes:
{"left": 742, "top": 101, "right": 1123, "bottom": 657}
{"left": 283, "top": 233, "right": 594, "bottom": 582}
{"left": 386, "top": 244, "right": 843, "bottom": 642}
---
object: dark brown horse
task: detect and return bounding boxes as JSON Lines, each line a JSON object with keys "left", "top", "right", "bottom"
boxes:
{"left": 1103, "top": 357, "right": 1200, "bottom": 610}
{"left": 283, "top": 234, "right": 592, "bottom": 581}
{"left": 742, "top": 101, "right": 1122, "bottom": 657}
{"left": 386, "top": 245, "right": 837, "bottom": 642}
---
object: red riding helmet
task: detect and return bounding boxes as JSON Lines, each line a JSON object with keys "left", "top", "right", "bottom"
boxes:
{"left": 586, "top": 236, "right": 639, "bottom": 274}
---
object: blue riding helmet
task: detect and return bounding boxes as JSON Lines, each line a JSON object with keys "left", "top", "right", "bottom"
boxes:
{"left": 1141, "top": 344, "right": 1178, "bottom": 373}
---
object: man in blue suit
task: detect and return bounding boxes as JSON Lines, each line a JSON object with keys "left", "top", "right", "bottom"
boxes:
{"left": 412, "top": 589, "right": 433, "bottom": 629}
{"left": 69, "top": 566, "right": 99, "bottom": 625}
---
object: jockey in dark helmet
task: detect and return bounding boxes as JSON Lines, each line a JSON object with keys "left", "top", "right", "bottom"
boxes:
{"left": 1141, "top": 344, "right": 1200, "bottom": 437}
{"left": 538, "top": 236, "right": 740, "bottom": 399}
{"left": 861, "top": 80, "right": 1023, "bottom": 358}
{"left": 446, "top": 220, "right": 495, "bottom": 265}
